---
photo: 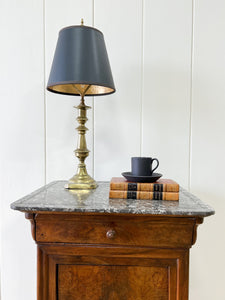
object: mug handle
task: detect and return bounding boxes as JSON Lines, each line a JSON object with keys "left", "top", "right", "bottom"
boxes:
{"left": 152, "top": 158, "right": 159, "bottom": 173}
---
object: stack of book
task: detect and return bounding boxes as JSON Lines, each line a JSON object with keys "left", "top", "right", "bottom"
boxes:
{"left": 109, "top": 177, "right": 179, "bottom": 201}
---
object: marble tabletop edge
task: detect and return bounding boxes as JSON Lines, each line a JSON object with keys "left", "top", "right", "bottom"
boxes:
{"left": 10, "top": 180, "right": 215, "bottom": 217}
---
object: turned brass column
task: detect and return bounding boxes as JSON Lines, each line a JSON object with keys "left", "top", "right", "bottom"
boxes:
{"left": 65, "top": 93, "right": 97, "bottom": 189}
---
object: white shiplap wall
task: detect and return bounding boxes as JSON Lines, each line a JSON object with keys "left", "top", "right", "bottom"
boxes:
{"left": 142, "top": 0, "right": 193, "bottom": 189}
{"left": 1, "top": 0, "right": 225, "bottom": 299}
{"left": 94, "top": 0, "right": 143, "bottom": 180}
{"left": 190, "top": 0, "right": 225, "bottom": 298}
{"left": 0, "top": 0, "right": 45, "bottom": 299}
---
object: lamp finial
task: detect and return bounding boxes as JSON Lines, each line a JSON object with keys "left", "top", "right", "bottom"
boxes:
{"left": 81, "top": 18, "right": 84, "bottom": 26}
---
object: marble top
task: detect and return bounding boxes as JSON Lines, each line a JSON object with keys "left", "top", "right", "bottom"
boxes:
{"left": 10, "top": 181, "right": 215, "bottom": 217}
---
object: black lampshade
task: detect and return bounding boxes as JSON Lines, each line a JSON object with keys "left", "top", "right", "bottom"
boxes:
{"left": 47, "top": 25, "right": 115, "bottom": 96}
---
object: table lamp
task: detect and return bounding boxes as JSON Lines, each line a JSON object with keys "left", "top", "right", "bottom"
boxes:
{"left": 47, "top": 20, "right": 115, "bottom": 189}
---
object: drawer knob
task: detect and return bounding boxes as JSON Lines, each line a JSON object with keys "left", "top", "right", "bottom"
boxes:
{"left": 106, "top": 229, "right": 116, "bottom": 239}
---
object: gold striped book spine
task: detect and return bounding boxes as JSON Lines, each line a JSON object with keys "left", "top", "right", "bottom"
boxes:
{"left": 109, "top": 190, "right": 179, "bottom": 201}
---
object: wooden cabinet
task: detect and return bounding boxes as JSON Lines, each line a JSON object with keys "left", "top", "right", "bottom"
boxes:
{"left": 11, "top": 181, "right": 214, "bottom": 300}
{"left": 27, "top": 212, "right": 201, "bottom": 300}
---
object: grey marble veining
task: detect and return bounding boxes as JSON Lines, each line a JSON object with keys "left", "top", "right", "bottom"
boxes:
{"left": 10, "top": 181, "right": 215, "bottom": 217}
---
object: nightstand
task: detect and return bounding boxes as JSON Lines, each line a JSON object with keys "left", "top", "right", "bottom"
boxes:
{"left": 11, "top": 181, "right": 214, "bottom": 300}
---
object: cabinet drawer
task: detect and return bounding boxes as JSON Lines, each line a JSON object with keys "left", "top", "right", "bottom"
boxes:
{"left": 35, "top": 214, "right": 195, "bottom": 248}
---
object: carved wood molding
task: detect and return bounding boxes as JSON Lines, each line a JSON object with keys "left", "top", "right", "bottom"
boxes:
{"left": 25, "top": 213, "right": 36, "bottom": 241}
{"left": 192, "top": 217, "right": 204, "bottom": 245}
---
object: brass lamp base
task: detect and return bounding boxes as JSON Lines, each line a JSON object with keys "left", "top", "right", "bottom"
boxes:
{"left": 65, "top": 175, "right": 97, "bottom": 189}
{"left": 65, "top": 163, "right": 98, "bottom": 189}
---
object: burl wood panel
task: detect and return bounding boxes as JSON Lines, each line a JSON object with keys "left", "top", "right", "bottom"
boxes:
{"left": 58, "top": 265, "right": 168, "bottom": 300}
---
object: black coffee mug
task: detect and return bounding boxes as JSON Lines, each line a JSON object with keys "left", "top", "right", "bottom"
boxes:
{"left": 131, "top": 157, "right": 159, "bottom": 176}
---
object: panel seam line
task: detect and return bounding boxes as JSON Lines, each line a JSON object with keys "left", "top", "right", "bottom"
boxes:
{"left": 92, "top": 0, "right": 95, "bottom": 178}
{"left": 188, "top": 0, "right": 195, "bottom": 191}
{"left": 140, "top": 0, "right": 145, "bottom": 156}
{"left": 43, "top": 0, "right": 47, "bottom": 185}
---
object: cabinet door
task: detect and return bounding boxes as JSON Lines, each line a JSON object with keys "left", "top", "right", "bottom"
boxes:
{"left": 38, "top": 246, "right": 188, "bottom": 300}
{"left": 58, "top": 264, "right": 171, "bottom": 300}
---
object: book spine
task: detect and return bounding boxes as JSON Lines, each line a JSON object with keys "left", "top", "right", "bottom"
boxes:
{"left": 110, "top": 182, "right": 179, "bottom": 192}
{"left": 109, "top": 190, "right": 179, "bottom": 201}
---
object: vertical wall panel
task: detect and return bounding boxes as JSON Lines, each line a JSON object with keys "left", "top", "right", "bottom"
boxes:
{"left": 142, "top": 0, "right": 192, "bottom": 188}
{"left": 0, "top": 0, "right": 45, "bottom": 299}
{"left": 45, "top": 0, "right": 94, "bottom": 183}
{"left": 190, "top": 0, "right": 225, "bottom": 299}
{"left": 94, "top": 0, "right": 143, "bottom": 180}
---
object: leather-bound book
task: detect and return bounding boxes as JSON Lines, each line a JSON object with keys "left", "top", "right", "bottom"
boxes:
{"left": 110, "top": 177, "right": 179, "bottom": 192}
{"left": 109, "top": 190, "right": 179, "bottom": 201}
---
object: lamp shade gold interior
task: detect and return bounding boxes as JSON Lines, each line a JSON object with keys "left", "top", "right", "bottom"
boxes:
{"left": 48, "top": 83, "right": 114, "bottom": 96}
